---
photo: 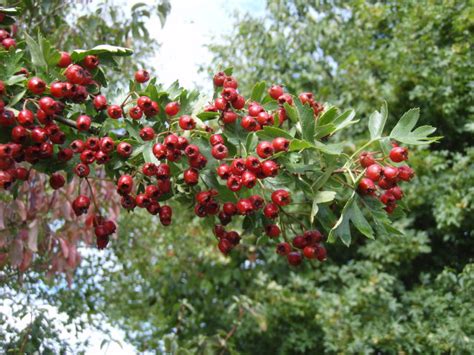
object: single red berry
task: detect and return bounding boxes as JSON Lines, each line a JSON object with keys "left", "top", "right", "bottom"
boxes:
{"left": 38, "top": 96, "right": 57, "bottom": 115}
{"left": 134, "top": 69, "right": 150, "bottom": 83}
{"left": 245, "top": 156, "right": 261, "bottom": 173}
{"left": 76, "top": 114, "right": 91, "bottom": 131}
{"left": 226, "top": 175, "right": 242, "bottom": 192}
{"left": 57, "top": 52, "right": 71, "bottom": 68}
{"left": 140, "top": 126, "right": 155, "bottom": 141}
{"left": 142, "top": 162, "right": 157, "bottom": 176}
{"left": 164, "top": 134, "right": 179, "bottom": 150}
{"left": 223, "top": 202, "right": 237, "bottom": 216}
{"left": 156, "top": 163, "right": 171, "bottom": 179}
{"left": 389, "top": 146, "right": 408, "bottom": 162}
{"left": 359, "top": 152, "right": 376, "bottom": 168}
{"left": 223, "top": 76, "right": 238, "bottom": 89}
{"left": 93, "top": 95, "right": 108, "bottom": 110}
{"left": 117, "top": 142, "right": 133, "bottom": 158}
{"left": 298, "top": 92, "right": 314, "bottom": 105}
{"left": 241, "top": 170, "right": 257, "bottom": 188}
{"left": 230, "top": 158, "right": 246, "bottom": 176}
{"left": 99, "top": 137, "right": 114, "bottom": 153}
{"left": 292, "top": 235, "right": 307, "bottom": 249}
{"left": 144, "top": 101, "right": 160, "bottom": 117}
{"left": 304, "top": 230, "right": 324, "bottom": 245}
{"left": 74, "top": 163, "right": 90, "bottom": 177}
{"left": 213, "top": 72, "right": 226, "bottom": 87}
{"left": 221, "top": 87, "right": 238, "bottom": 102}
{"left": 28, "top": 77, "right": 46, "bottom": 95}
{"left": 15, "top": 167, "right": 29, "bottom": 181}
{"left": 50, "top": 82, "right": 67, "bottom": 98}
{"left": 136, "top": 193, "right": 151, "bottom": 208}
{"left": 58, "top": 148, "right": 73, "bottom": 161}
{"left": 265, "top": 224, "right": 281, "bottom": 238}
{"left": 389, "top": 186, "right": 403, "bottom": 200}
{"left": 210, "top": 134, "right": 224, "bottom": 146}
{"left": 2, "top": 38, "right": 16, "bottom": 50}
{"left": 232, "top": 95, "right": 245, "bottom": 110}
{"left": 217, "top": 163, "right": 232, "bottom": 179}
{"left": 365, "top": 164, "right": 382, "bottom": 181}
{"left": 72, "top": 195, "right": 90, "bottom": 216}
{"left": 159, "top": 205, "right": 172, "bottom": 226}
{"left": 278, "top": 94, "right": 293, "bottom": 105}
{"left": 117, "top": 174, "right": 134, "bottom": 195}
{"left": 269, "top": 85, "right": 284, "bottom": 100}
{"left": 214, "top": 97, "right": 228, "bottom": 111}
{"left": 145, "top": 185, "right": 160, "bottom": 200}
{"left": 165, "top": 101, "right": 180, "bottom": 116}
{"left": 358, "top": 178, "right": 376, "bottom": 195}
{"left": 49, "top": 173, "right": 65, "bottom": 189}
{"left": 83, "top": 55, "right": 99, "bottom": 70}
{"left": 211, "top": 143, "right": 228, "bottom": 160}
{"left": 272, "top": 137, "right": 289, "bottom": 152}
{"left": 218, "top": 238, "right": 233, "bottom": 255}
{"left": 107, "top": 105, "right": 122, "bottom": 119}
{"left": 153, "top": 143, "right": 167, "bottom": 160}
{"left": 17, "top": 109, "right": 35, "bottom": 127}
{"left": 96, "top": 150, "right": 109, "bottom": 164}
{"left": 64, "top": 64, "right": 91, "bottom": 85}
{"left": 70, "top": 140, "right": 85, "bottom": 153}
{"left": 213, "top": 224, "right": 227, "bottom": 238}
{"left": 241, "top": 115, "right": 259, "bottom": 131}
{"left": 128, "top": 106, "right": 143, "bottom": 120}
{"left": 137, "top": 96, "right": 152, "bottom": 110}
{"left": 80, "top": 149, "right": 95, "bottom": 164}
{"left": 256, "top": 111, "right": 273, "bottom": 126}
{"left": 248, "top": 103, "right": 264, "bottom": 117}
{"left": 261, "top": 160, "right": 279, "bottom": 177}
{"left": 184, "top": 144, "right": 199, "bottom": 158}
{"left": 183, "top": 168, "right": 199, "bottom": 185}
{"left": 271, "top": 189, "right": 291, "bottom": 206}
{"left": 31, "top": 127, "right": 48, "bottom": 143}
{"left": 316, "top": 245, "right": 327, "bottom": 261}
{"left": 249, "top": 195, "right": 264, "bottom": 210}
{"left": 188, "top": 154, "right": 207, "bottom": 169}
{"left": 256, "top": 141, "right": 274, "bottom": 159}
{"left": 303, "top": 246, "right": 317, "bottom": 259}
{"left": 276, "top": 242, "right": 291, "bottom": 256}
{"left": 263, "top": 203, "right": 279, "bottom": 219}
{"left": 398, "top": 165, "right": 414, "bottom": 181}
{"left": 378, "top": 177, "right": 396, "bottom": 190}
{"left": 383, "top": 166, "right": 399, "bottom": 181}
{"left": 178, "top": 115, "right": 196, "bottom": 130}
{"left": 222, "top": 111, "right": 238, "bottom": 124}
{"left": 287, "top": 251, "right": 303, "bottom": 266}
{"left": 236, "top": 199, "right": 253, "bottom": 216}
{"left": 177, "top": 136, "right": 188, "bottom": 150}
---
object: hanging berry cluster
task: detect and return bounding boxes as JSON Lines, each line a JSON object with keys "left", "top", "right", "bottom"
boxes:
{"left": 0, "top": 7, "right": 439, "bottom": 269}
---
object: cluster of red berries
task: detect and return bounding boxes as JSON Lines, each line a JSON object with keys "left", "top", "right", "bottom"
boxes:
{"left": 0, "top": 18, "right": 16, "bottom": 50}
{"left": 358, "top": 145, "right": 414, "bottom": 213}
{"left": 213, "top": 224, "right": 241, "bottom": 255}
{"left": 276, "top": 230, "right": 327, "bottom": 266}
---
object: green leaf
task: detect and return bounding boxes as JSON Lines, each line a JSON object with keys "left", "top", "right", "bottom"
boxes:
{"left": 295, "top": 99, "right": 315, "bottom": 142}
{"left": 283, "top": 102, "right": 298, "bottom": 123}
{"left": 314, "top": 190, "right": 337, "bottom": 204}
{"left": 256, "top": 126, "right": 293, "bottom": 140}
{"left": 332, "top": 109, "right": 357, "bottom": 133}
{"left": 289, "top": 139, "right": 314, "bottom": 152}
{"left": 24, "top": 33, "right": 47, "bottom": 68}
{"left": 317, "top": 106, "right": 338, "bottom": 126}
{"left": 196, "top": 111, "right": 219, "bottom": 121}
{"left": 368, "top": 101, "right": 388, "bottom": 139}
{"left": 223, "top": 67, "right": 233, "bottom": 76}
{"left": 8, "top": 89, "right": 26, "bottom": 107}
{"left": 245, "top": 133, "right": 258, "bottom": 153}
{"left": 142, "top": 142, "right": 160, "bottom": 165}
{"left": 314, "top": 123, "right": 336, "bottom": 139}
{"left": 71, "top": 45, "right": 133, "bottom": 62}
{"left": 390, "top": 108, "right": 441, "bottom": 145}
{"left": 250, "top": 81, "right": 266, "bottom": 102}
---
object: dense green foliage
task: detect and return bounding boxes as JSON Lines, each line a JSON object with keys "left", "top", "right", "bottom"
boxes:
{"left": 1, "top": 1, "right": 473, "bottom": 354}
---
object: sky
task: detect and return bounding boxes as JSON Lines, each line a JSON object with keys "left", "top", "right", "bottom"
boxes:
{"left": 1, "top": 1, "right": 265, "bottom": 354}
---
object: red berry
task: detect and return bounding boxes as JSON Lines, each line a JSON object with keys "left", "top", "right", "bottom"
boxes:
{"left": 2, "top": 38, "right": 16, "bottom": 50}
{"left": 137, "top": 96, "right": 152, "bottom": 110}
{"left": 136, "top": 193, "right": 151, "bottom": 208}
{"left": 265, "top": 224, "right": 281, "bottom": 238}
{"left": 159, "top": 205, "right": 172, "bottom": 226}
{"left": 278, "top": 94, "right": 293, "bottom": 105}
{"left": 107, "top": 105, "right": 122, "bottom": 119}
{"left": 211, "top": 143, "right": 228, "bottom": 160}
{"left": 248, "top": 103, "right": 264, "bottom": 117}
{"left": 365, "top": 164, "right": 382, "bottom": 181}
{"left": 140, "top": 126, "right": 155, "bottom": 141}
{"left": 358, "top": 178, "right": 376, "bottom": 195}
{"left": 223, "top": 202, "right": 237, "bottom": 216}
{"left": 93, "top": 95, "right": 108, "bottom": 110}
{"left": 156, "top": 164, "right": 171, "bottom": 179}
{"left": 298, "top": 92, "right": 314, "bottom": 105}
{"left": 142, "top": 162, "right": 157, "bottom": 176}
{"left": 272, "top": 137, "right": 289, "bottom": 152}
{"left": 99, "top": 137, "right": 114, "bottom": 153}
{"left": 232, "top": 95, "right": 245, "bottom": 110}
{"left": 236, "top": 198, "right": 253, "bottom": 215}
{"left": 38, "top": 96, "right": 57, "bottom": 115}
{"left": 241, "top": 170, "right": 257, "bottom": 188}
{"left": 223, "top": 76, "right": 238, "bottom": 89}
{"left": 178, "top": 115, "right": 196, "bottom": 130}
{"left": 153, "top": 143, "right": 167, "bottom": 160}
{"left": 70, "top": 140, "right": 85, "bottom": 153}
{"left": 380, "top": 191, "right": 396, "bottom": 206}
{"left": 214, "top": 97, "right": 228, "bottom": 111}
{"left": 145, "top": 185, "right": 160, "bottom": 200}
{"left": 117, "top": 175, "right": 134, "bottom": 195}
{"left": 57, "top": 52, "right": 71, "bottom": 68}
{"left": 31, "top": 127, "right": 48, "bottom": 143}
{"left": 389, "top": 186, "right": 403, "bottom": 200}
{"left": 28, "top": 77, "right": 46, "bottom": 95}
{"left": 249, "top": 195, "right": 264, "bottom": 209}
{"left": 230, "top": 158, "right": 246, "bottom": 175}
{"left": 383, "top": 166, "right": 399, "bottom": 181}
{"left": 49, "top": 173, "right": 65, "bottom": 189}
{"left": 213, "top": 72, "right": 226, "bottom": 87}
{"left": 221, "top": 87, "right": 238, "bottom": 102}
{"left": 359, "top": 152, "right": 375, "bottom": 168}
{"left": 304, "top": 230, "right": 324, "bottom": 245}
{"left": 83, "top": 55, "right": 99, "bottom": 70}
{"left": 72, "top": 195, "right": 90, "bottom": 216}
{"left": 241, "top": 115, "right": 258, "bottom": 131}
{"left": 164, "top": 134, "right": 179, "bottom": 150}
{"left": 292, "top": 235, "right": 307, "bottom": 249}
{"left": 134, "top": 69, "right": 150, "bottom": 83}
{"left": 74, "top": 163, "right": 90, "bottom": 177}
{"left": 226, "top": 175, "right": 242, "bottom": 192}
{"left": 117, "top": 142, "right": 133, "bottom": 158}
{"left": 76, "top": 114, "right": 91, "bottom": 131}
{"left": 256, "top": 111, "right": 272, "bottom": 125}
{"left": 245, "top": 156, "right": 261, "bottom": 173}
{"left": 184, "top": 144, "right": 199, "bottom": 158}
{"left": 263, "top": 203, "right": 279, "bottom": 219}
{"left": 144, "top": 101, "right": 160, "bottom": 117}
{"left": 303, "top": 246, "right": 317, "bottom": 259}
{"left": 316, "top": 245, "right": 327, "bottom": 261}
{"left": 165, "top": 101, "right": 180, "bottom": 116}
{"left": 276, "top": 242, "right": 291, "bottom": 256}
{"left": 210, "top": 134, "right": 224, "bottom": 146}
{"left": 15, "top": 167, "right": 29, "bottom": 181}
{"left": 218, "top": 238, "right": 233, "bottom": 255}
{"left": 389, "top": 146, "right": 408, "bottom": 162}
{"left": 65, "top": 65, "right": 89, "bottom": 85}
{"left": 271, "top": 189, "right": 291, "bottom": 206}
{"left": 222, "top": 111, "right": 238, "bottom": 124}
{"left": 256, "top": 141, "right": 274, "bottom": 159}
{"left": 17, "top": 110, "right": 35, "bottom": 126}
{"left": 50, "top": 82, "right": 67, "bottom": 98}
{"left": 183, "top": 168, "right": 199, "bottom": 185}
{"left": 217, "top": 163, "right": 232, "bottom": 179}
{"left": 261, "top": 160, "right": 279, "bottom": 177}
{"left": 287, "top": 251, "right": 302, "bottom": 266}
{"left": 269, "top": 85, "right": 284, "bottom": 100}
{"left": 398, "top": 165, "right": 414, "bottom": 181}
{"left": 128, "top": 106, "right": 143, "bottom": 119}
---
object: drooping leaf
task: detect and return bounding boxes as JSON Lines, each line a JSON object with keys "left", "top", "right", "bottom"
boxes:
{"left": 71, "top": 45, "right": 133, "bottom": 62}
{"left": 368, "top": 101, "right": 388, "bottom": 139}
